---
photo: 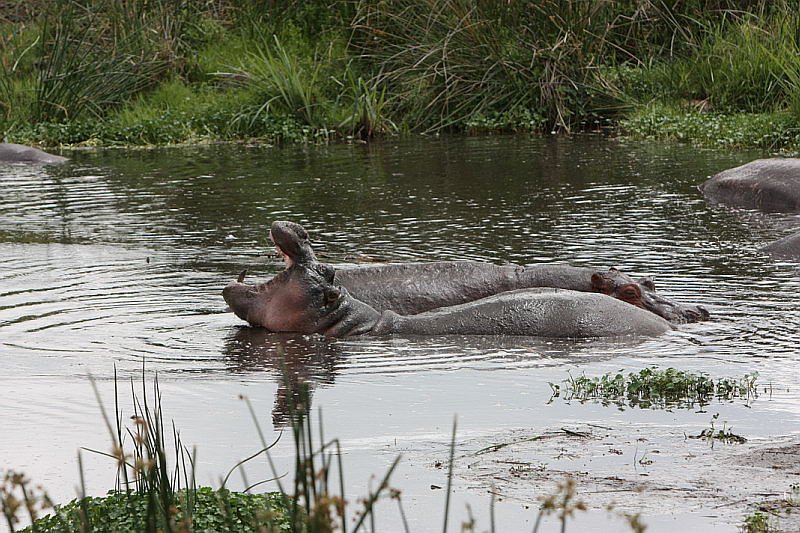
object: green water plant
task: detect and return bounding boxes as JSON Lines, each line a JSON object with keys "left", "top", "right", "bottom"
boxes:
{"left": 742, "top": 510, "right": 772, "bottom": 533}
{"left": 550, "top": 367, "right": 759, "bottom": 409}
{"left": 692, "top": 413, "right": 747, "bottom": 445}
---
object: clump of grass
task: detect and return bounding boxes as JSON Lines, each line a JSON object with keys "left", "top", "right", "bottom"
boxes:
{"left": 2, "top": 364, "right": 408, "bottom": 533}
{"left": 29, "top": 1, "right": 178, "bottom": 123}
{"left": 241, "top": 35, "right": 330, "bottom": 131}
{"left": 550, "top": 367, "right": 759, "bottom": 410}
{"left": 743, "top": 511, "right": 772, "bottom": 532}
{"left": 335, "top": 67, "right": 396, "bottom": 139}
{"left": 691, "top": 413, "right": 747, "bottom": 445}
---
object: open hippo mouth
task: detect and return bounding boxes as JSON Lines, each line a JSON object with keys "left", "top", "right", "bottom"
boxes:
{"left": 270, "top": 231, "right": 293, "bottom": 268}
{"left": 269, "top": 220, "right": 318, "bottom": 268}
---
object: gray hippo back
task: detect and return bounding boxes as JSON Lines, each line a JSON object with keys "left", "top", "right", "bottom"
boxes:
{"left": 0, "top": 143, "right": 68, "bottom": 164}
{"left": 761, "top": 230, "right": 800, "bottom": 260}
{"left": 701, "top": 158, "right": 800, "bottom": 212}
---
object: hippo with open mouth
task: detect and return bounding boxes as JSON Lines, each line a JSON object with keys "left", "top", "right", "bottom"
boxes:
{"left": 222, "top": 261, "right": 673, "bottom": 338}
{"left": 257, "top": 221, "right": 708, "bottom": 324}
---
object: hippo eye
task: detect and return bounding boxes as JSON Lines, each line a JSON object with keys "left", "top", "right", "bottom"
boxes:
{"left": 324, "top": 286, "right": 341, "bottom": 304}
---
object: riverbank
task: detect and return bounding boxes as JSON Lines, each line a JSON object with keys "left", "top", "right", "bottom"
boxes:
{"left": 2, "top": 1, "right": 800, "bottom": 151}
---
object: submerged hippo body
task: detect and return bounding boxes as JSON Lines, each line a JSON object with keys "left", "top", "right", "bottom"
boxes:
{"left": 701, "top": 158, "right": 800, "bottom": 212}
{"left": 0, "top": 143, "right": 68, "bottom": 164}
{"left": 334, "top": 261, "right": 707, "bottom": 324}
{"left": 223, "top": 264, "right": 673, "bottom": 339}
{"left": 761, "top": 230, "right": 800, "bottom": 260}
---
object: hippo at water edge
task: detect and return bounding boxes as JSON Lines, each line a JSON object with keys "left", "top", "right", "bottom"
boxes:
{"left": 0, "top": 143, "right": 68, "bottom": 164}
{"left": 265, "top": 220, "right": 709, "bottom": 324}
{"left": 222, "top": 263, "right": 674, "bottom": 338}
{"left": 701, "top": 158, "right": 800, "bottom": 212}
{"left": 761, "top": 230, "right": 800, "bottom": 260}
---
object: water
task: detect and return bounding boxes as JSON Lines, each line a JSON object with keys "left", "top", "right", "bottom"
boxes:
{"left": 1, "top": 136, "right": 799, "bottom": 532}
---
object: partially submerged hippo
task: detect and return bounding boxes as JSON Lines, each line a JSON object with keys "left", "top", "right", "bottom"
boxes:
{"left": 222, "top": 263, "right": 673, "bottom": 338}
{"left": 336, "top": 262, "right": 708, "bottom": 323}
{"left": 266, "top": 220, "right": 708, "bottom": 324}
{"left": 0, "top": 143, "right": 68, "bottom": 164}
{"left": 761, "top": 230, "right": 800, "bottom": 260}
{"left": 701, "top": 158, "right": 800, "bottom": 212}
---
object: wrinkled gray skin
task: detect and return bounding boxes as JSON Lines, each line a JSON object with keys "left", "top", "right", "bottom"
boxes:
{"left": 257, "top": 221, "right": 708, "bottom": 324}
{"left": 0, "top": 143, "right": 68, "bottom": 164}
{"left": 222, "top": 263, "right": 674, "bottom": 338}
{"left": 761, "top": 230, "right": 800, "bottom": 260}
{"left": 701, "top": 158, "right": 800, "bottom": 212}
{"left": 336, "top": 262, "right": 708, "bottom": 323}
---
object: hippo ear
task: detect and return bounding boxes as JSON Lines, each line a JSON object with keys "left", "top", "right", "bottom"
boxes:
{"left": 237, "top": 269, "right": 247, "bottom": 283}
{"left": 637, "top": 276, "right": 656, "bottom": 291}
{"left": 590, "top": 273, "right": 610, "bottom": 293}
{"left": 616, "top": 283, "right": 643, "bottom": 306}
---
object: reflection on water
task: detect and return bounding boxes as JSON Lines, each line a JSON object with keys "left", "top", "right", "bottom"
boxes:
{"left": 222, "top": 329, "right": 342, "bottom": 426}
{"left": 2, "top": 135, "right": 799, "bottom": 530}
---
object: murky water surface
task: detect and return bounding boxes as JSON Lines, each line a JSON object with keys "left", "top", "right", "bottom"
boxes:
{"left": 2, "top": 136, "right": 799, "bottom": 532}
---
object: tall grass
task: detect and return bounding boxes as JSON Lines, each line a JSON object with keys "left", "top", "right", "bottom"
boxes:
{"left": 336, "top": 65, "right": 396, "bottom": 139}
{"left": 5, "top": 0, "right": 800, "bottom": 145}
{"left": 31, "top": 0, "right": 188, "bottom": 123}
{"left": 1, "top": 0, "right": 203, "bottom": 125}
{"left": 348, "top": 0, "right": 694, "bottom": 133}
{"left": 242, "top": 35, "right": 329, "bottom": 130}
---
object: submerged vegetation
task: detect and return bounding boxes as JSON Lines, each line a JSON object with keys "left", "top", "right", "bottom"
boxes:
{"left": 2, "top": 0, "right": 800, "bottom": 148}
{"left": 550, "top": 367, "right": 759, "bottom": 409}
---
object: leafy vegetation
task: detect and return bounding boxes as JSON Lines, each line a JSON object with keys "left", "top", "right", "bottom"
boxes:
{"left": 742, "top": 511, "right": 772, "bottom": 533}
{"left": 550, "top": 367, "right": 759, "bottom": 409}
{"left": 2, "top": 1, "right": 800, "bottom": 147}
{"left": 692, "top": 413, "right": 747, "bottom": 444}
{"left": 18, "top": 488, "right": 291, "bottom": 533}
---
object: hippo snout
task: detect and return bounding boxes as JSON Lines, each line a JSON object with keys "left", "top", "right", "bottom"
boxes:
{"left": 222, "top": 281, "right": 252, "bottom": 322}
{"left": 684, "top": 305, "right": 710, "bottom": 323}
{"left": 658, "top": 302, "right": 710, "bottom": 324}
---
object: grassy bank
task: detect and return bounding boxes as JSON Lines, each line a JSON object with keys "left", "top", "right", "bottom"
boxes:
{"left": 2, "top": 1, "right": 800, "bottom": 149}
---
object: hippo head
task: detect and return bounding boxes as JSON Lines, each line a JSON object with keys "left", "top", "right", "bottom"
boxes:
{"left": 270, "top": 220, "right": 318, "bottom": 267}
{"left": 590, "top": 268, "right": 709, "bottom": 324}
{"left": 222, "top": 263, "right": 340, "bottom": 333}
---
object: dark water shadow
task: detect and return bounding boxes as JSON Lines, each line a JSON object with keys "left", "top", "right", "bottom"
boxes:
{"left": 221, "top": 327, "right": 343, "bottom": 427}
